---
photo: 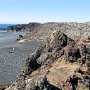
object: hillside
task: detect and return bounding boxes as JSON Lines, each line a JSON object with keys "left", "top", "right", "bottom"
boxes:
{"left": 1, "top": 22, "right": 90, "bottom": 90}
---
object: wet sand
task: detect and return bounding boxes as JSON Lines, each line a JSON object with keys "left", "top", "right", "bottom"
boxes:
{"left": 0, "top": 32, "right": 40, "bottom": 84}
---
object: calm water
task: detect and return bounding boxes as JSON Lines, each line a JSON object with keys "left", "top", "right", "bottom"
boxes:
{"left": 0, "top": 24, "right": 15, "bottom": 28}
{"left": 0, "top": 24, "right": 15, "bottom": 36}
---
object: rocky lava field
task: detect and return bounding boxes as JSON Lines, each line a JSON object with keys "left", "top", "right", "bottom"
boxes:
{"left": 1, "top": 22, "right": 90, "bottom": 90}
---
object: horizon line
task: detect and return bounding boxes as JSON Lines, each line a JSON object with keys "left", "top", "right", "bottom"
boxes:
{"left": 1, "top": 21, "right": 90, "bottom": 24}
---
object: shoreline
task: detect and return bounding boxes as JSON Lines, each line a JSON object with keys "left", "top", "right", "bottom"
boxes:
{"left": 0, "top": 31, "right": 40, "bottom": 84}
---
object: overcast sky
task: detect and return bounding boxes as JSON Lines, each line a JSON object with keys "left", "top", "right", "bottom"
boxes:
{"left": 0, "top": 0, "right": 90, "bottom": 24}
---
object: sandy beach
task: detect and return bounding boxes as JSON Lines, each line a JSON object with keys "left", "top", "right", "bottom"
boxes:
{"left": 0, "top": 31, "right": 40, "bottom": 84}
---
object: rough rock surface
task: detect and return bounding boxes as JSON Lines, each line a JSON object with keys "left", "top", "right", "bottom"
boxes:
{"left": 4, "top": 23, "right": 40, "bottom": 32}
{"left": 64, "top": 45, "right": 80, "bottom": 63}
{"left": 22, "top": 46, "right": 43, "bottom": 75}
{"left": 3, "top": 23, "right": 90, "bottom": 90}
{"left": 18, "top": 22, "right": 90, "bottom": 43}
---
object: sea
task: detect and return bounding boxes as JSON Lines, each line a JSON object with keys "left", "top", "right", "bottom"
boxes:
{"left": 0, "top": 24, "right": 15, "bottom": 36}
{"left": 0, "top": 24, "right": 15, "bottom": 28}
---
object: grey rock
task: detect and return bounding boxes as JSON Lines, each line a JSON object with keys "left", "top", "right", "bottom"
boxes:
{"left": 64, "top": 45, "right": 80, "bottom": 62}
{"left": 15, "top": 74, "right": 26, "bottom": 90}
{"left": 37, "top": 53, "right": 49, "bottom": 65}
{"left": 22, "top": 47, "right": 43, "bottom": 75}
{"left": 6, "top": 23, "right": 41, "bottom": 32}
{"left": 50, "top": 30, "right": 67, "bottom": 49}
{"left": 25, "top": 76, "right": 61, "bottom": 90}
{"left": 78, "top": 44, "right": 90, "bottom": 66}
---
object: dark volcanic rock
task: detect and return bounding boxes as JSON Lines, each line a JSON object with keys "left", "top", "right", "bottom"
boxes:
{"left": 66, "top": 75, "right": 81, "bottom": 90}
{"left": 78, "top": 44, "right": 90, "bottom": 66}
{"left": 78, "top": 44, "right": 87, "bottom": 65}
{"left": 47, "top": 30, "right": 81, "bottom": 63}
{"left": 5, "top": 29, "right": 90, "bottom": 90}
{"left": 22, "top": 46, "right": 43, "bottom": 75}
{"left": 64, "top": 45, "right": 80, "bottom": 62}
{"left": 22, "top": 30, "right": 71, "bottom": 76}
{"left": 7, "top": 23, "right": 41, "bottom": 32}
{"left": 67, "top": 38, "right": 76, "bottom": 46}
{"left": 50, "top": 30, "right": 67, "bottom": 49}
{"left": 46, "top": 30, "right": 67, "bottom": 58}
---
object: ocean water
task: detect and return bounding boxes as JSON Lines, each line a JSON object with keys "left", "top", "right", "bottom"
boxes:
{"left": 0, "top": 24, "right": 15, "bottom": 36}
{"left": 0, "top": 24, "right": 15, "bottom": 28}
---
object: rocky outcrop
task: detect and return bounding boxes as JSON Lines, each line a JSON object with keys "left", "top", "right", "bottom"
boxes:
{"left": 20, "top": 22, "right": 90, "bottom": 43}
{"left": 4, "top": 29, "right": 90, "bottom": 90}
{"left": 64, "top": 66, "right": 90, "bottom": 90}
{"left": 78, "top": 44, "right": 90, "bottom": 66}
{"left": 6, "top": 23, "right": 41, "bottom": 32}
{"left": 25, "top": 76, "right": 61, "bottom": 90}
{"left": 64, "top": 45, "right": 80, "bottom": 63}
{"left": 22, "top": 46, "right": 43, "bottom": 75}
{"left": 48, "top": 30, "right": 67, "bottom": 49}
